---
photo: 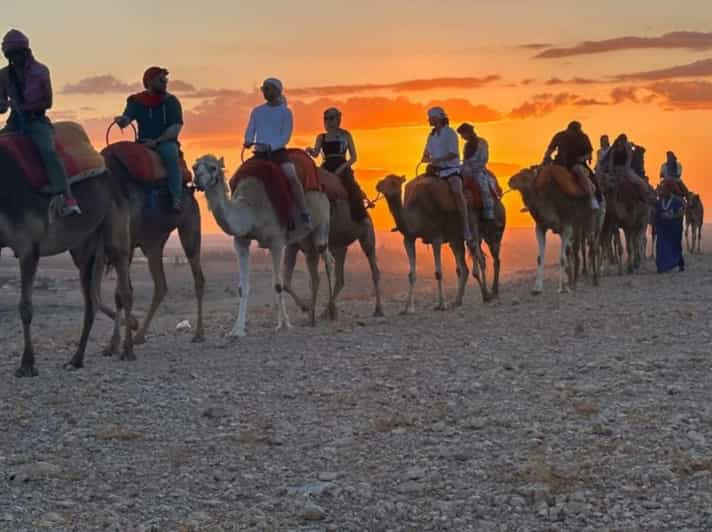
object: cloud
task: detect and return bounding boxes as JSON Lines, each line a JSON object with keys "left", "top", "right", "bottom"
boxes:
{"left": 614, "top": 58, "right": 712, "bottom": 81}
{"left": 507, "top": 92, "right": 604, "bottom": 119}
{"left": 645, "top": 80, "right": 712, "bottom": 110}
{"left": 521, "top": 78, "right": 536, "bottom": 86}
{"left": 519, "top": 43, "right": 552, "bottom": 50}
{"left": 535, "top": 31, "right": 712, "bottom": 59}
{"left": 61, "top": 74, "right": 195, "bottom": 94}
{"left": 287, "top": 76, "right": 502, "bottom": 97}
{"left": 610, "top": 86, "right": 641, "bottom": 104}
{"left": 545, "top": 77, "right": 599, "bottom": 86}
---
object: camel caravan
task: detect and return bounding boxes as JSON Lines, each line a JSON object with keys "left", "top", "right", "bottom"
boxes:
{"left": 0, "top": 29, "right": 704, "bottom": 377}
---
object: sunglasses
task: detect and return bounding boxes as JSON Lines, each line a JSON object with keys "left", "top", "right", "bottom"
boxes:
{"left": 324, "top": 115, "right": 339, "bottom": 120}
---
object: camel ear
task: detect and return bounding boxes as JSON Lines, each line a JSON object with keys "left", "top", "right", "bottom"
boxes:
{"left": 398, "top": 175, "right": 406, "bottom": 183}
{"left": 218, "top": 157, "right": 225, "bottom": 168}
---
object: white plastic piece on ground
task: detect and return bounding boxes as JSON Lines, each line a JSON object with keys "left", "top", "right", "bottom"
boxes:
{"left": 176, "top": 320, "right": 192, "bottom": 332}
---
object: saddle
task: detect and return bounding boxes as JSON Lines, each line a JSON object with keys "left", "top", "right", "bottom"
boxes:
{"left": 657, "top": 179, "right": 688, "bottom": 199}
{"left": 101, "top": 141, "right": 192, "bottom": 184}
{"left": 229, "top": 148, "right": 322, "bottom": 226}
{"left": 534, "top": 164, "right": 593, "bottom": 199}
{"left": 404, "top": 173, "right": 502, "bottom": 213}
{"left": 0, "top": 121, "right": 105, "bottom": 191}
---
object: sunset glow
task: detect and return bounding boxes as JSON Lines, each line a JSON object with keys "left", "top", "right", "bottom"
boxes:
{"left": 6, "top": 1, "right": 711, "bottom": 232}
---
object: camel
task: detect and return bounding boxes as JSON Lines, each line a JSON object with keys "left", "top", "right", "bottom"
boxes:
{"left": 468, "top": 193, "right": 506, "bottom": 300}
{"left": 508, "top": 166, "right": 601, "bottom": 294}
{"left": 598, "top": 169, "right": 652, "bottom": 274}
{"left": 0, "top": 131, "right": 134, "bottom": 377}
{"left": 375, "top": 174, "right": 471, "bottom": 313}
{"left": 192, "top": 154, "right": 334, "bottom": 336}
{"left": 685, "top": 193, "right": 704, "bottom": 254}
{"left": 281, "top": 168, "right": 383, "bottom": 319}
{"left": 98, "top": 151, "right": 205, "bottom": 344}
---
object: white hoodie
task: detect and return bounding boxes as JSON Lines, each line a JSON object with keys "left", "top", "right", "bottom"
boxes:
{"left": 244, "top": 102, "right": 293, "bottom": 151}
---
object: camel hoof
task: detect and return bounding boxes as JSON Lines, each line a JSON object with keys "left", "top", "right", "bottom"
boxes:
{"left": 228, "top": 328, "right": 247, "bottom": 338}
{"left": 191, "top": 333, "right": 205, "bottom": 343}
{"left": 399, "top": 307, "right": 415, "bottom": 316}
{"left": 102, "top": 347, "right": 117, "bottom": 357}
{"left": 531, "top": 288, "right": 543, "bottom": 296}
{"left": 373, "top": 308, "right": 385, "bottom": 318}
{"left": 451, "top": 300, "right": 463, "bottom": 308}
{"left": 64, "top": 359, "right": 83, "bottom": 371}
{"left": 120, "top": 351, "right": 136, "bottom": 362}
{"left": 557, "top": 287, "right": 570, "bottom": 294}
{"left": 15, "top": 365, "right": 38, "bottom": 378}
{"left": 133, "top": 335, "right": 147, "bottom": 346}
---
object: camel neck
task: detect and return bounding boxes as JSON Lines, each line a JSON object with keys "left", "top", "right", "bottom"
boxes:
{"left": 385, "top": 193, "right": 409, "bottom": 233}
{"left": 204, "top": 178, "right": 240, "bottom": 236}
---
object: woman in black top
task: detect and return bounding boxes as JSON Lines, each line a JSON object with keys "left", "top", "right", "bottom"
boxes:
{"left": 306, "top": 107, "right": 368, "bottom": 221}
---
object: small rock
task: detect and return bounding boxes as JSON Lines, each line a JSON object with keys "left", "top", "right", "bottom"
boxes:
{"left": 463, "top": 417, "right": 487, "bottom": 430}
{"left": 405, "top": 467, "right": 426, "bottom": 480}
{"left": 176, "top": 320, "right": 192, "bottom": 332}
{"left": 202, "top": 406, "right": 229, "bottom": 420}
{"left": 301, "top": 502, "right": 326, "bottom": 521}
{"left": 318, "top": 471, "right": 340, "bottom": 482}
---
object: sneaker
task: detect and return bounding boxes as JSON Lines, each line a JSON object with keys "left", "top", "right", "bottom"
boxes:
{"left": 590, "top": 197, "right": 600, "bottom": 210}
{"left": 60, "top": 196, "right": 82, "bottom": 217}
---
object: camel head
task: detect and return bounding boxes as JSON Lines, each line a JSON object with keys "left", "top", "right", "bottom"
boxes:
{"left": 192, "top": 155, "right": 226, "bottom": 191}
{"left": 508, "top": 166, "right": 537, "bottom": 193}
{"left": 376, "top": 174, "right": 406, "bottom": 199}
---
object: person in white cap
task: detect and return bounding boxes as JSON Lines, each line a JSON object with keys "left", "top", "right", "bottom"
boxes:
{"left": 244, "top": 78, "right": 311, "bottom": 231}
{"left": 421, "top": 107, "right": 473, "bottom": 243}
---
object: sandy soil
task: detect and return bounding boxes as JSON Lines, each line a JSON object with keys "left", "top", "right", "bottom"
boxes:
{"left": 0, "top": 226, "right": 711, "bottom": 531}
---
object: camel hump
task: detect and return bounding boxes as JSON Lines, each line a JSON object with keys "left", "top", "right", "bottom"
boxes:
{"left": 535, "top": 164, "right": 589, "bottom": 198}
{"left": 102, "top": 141, "right": 191, "bottom": 184}
{"left": 404, "top": 174, "right": 458, "bottom": 212}
{"left": 0, "top": 121, "right": 105, "bottom": 191}
{"left": 284, "top": 149, "right": 321, "bottom": 192}
{"left": 317, "top": 168, "right": 348, "bottom": 202}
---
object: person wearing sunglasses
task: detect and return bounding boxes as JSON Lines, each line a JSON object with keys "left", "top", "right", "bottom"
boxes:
{"left": 306, "top": 107, "right": 367, "bottom": 221}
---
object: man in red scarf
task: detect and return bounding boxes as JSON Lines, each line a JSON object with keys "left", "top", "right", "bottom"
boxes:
{"left": 114, "top": 67, "right": 184, "bottom": 212}
{"left": 0, "top": 29, "right": 81, "bottom": 216}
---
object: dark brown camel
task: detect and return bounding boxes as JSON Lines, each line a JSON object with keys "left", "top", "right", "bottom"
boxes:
{"left": 0, "top": 147, "right": 134, "bottom": 377}
{"left": 98, "top": 151, "right": 205, "bottom": 344}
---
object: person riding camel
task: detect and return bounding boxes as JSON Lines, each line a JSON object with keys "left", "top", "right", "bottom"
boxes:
{"left": 659, "top": 150, "right": 690, "bottom": 198}
{"left": 457, "top": 122, "right": 494, "bottom": 221}
{"left": 631, "top": 142, "right": 647, "bottom": 181}
{"left": 114, "top": 66, "right": 184, "bottom": 212}
{"left": 543, "top": 121, "right": 599, "bottom": 210}
{"left": 306, "top": 107, "right": 368, "bottom": 221}
{"left": 607, "top": 134, "right": 648, "bottom": 190}
{"left": 594, "top": 134, "right": 610, "bottom": 175}
{"left": 421, "top": 107, "right": 473, "bottom": 243}
{"left": 0, "top": 29, "right": 81, "bottom": 216}
{"left": 244, "top": 77, "right": 311, "bottom": 231}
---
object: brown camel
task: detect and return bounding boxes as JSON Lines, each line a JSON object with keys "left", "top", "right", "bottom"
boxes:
{"left": 685, "top": 192, "right": 704, "bottom": 254}
{"left": 192, "top": 154, "right": 334, "bottom": 336}
{"left": 598, "top": 169, "right": 652, "bottom": 274}
{"left": 375, "top": 174, "right": 471, "bottom": 312}
{"left": 0, "top": 129, "right": 134, "bottom": 377}
{"left": 468, "top": 191, "right": 506, "bottom": 300}
{"left": 98, "top": 151, "right": 205, "bottom": 344}
{"left": 284, "top": 167, "right": 383, "bottom": 319}
{"left": 508, "top": 166, "right": 601, "bottom": 293}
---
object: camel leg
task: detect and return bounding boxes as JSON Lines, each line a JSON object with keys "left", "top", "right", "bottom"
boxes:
{"left": 229, "top": 238, "right": 251, "bottom": 337}
{"left": 558, "top": 226, "right": 572, "bottom": 294}
{"left": 450, "top": 241, "right": 469, "bottom": 307}
{"left": 66, "top": 238, "right": 102, "bottom": 370}
{"left": 283, "top": 244, "right": 310, "bottom": 313}
{"left": 533, "top": 224, "right": 546, "bottom": 295}
{"left": 272, "top": 244, "right": 291, "bottom": 331}
{"left": 319, "top": 245, "right": 336, "bottom": 321}
{"left": 489, "top": 238, "right": 502, "bottom": 297}
{"left": 469, "top": 241, "right": 489, "bottom": 303}
{"left": 179, "top": 211, "right": 206, "bottom": 342}
{"left": 133, "top": 243, "right": 168, "bottom": 345}
{"left": 359, "top": 222, "right": 384, "bottom": 317}
{"left": 697, "top": 224, "right": 702, "bottom": 254}
{"left": 96, "top": 247, "right": 140, "bottom": 331}
{"left": 685, "top": 221, "right": 691, "bottom": 253}
{"left": 432, "top": 240, "right": 448, "bottom": 310}
{"left": 305, "top": 252, "right": 320, "bottom": 326}
{"left": 402, "top": 237, "right": 416, "bottom": 315}
{"left": 323, "top": 245, "right": 346, "bottom": 321}
{"left": 112, "top": 250, "right": 134, "bottom": 362}
{"left": 16, "top": 249, "right": 39, "bottom": 378}
{"left": 624, "top": 228, "right": 635, "bottom": 274}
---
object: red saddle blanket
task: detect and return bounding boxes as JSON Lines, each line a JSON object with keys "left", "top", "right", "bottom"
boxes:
{"left": 229, "top": 149, "right": 322, "bottom": 225}
{"left": 657, "top": 179, "right": 688, "bottom": 198}
{"left": 464, "top": 172, "right": 503, "bottom": 209}
{"left": 101, "top": 141, "right": 192, "bottom": 184}
{"left": 0, "top": 121, "right": 105, "bottom": 191}
{"left": 405, "top": 173, "right": 501, "bottom": 212}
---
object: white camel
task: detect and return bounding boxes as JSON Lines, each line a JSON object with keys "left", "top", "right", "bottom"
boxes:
{"left": 192, "top": 154, "right": 334, "bottom": 336}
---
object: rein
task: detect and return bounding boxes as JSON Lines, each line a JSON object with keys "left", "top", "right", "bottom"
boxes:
{"left": 105, "top": 121, "right": 137, "bottom": 146}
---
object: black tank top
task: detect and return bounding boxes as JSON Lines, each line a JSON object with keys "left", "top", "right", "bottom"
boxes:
{"left": 321, "top": 134, "right": 347, "bottom": 172}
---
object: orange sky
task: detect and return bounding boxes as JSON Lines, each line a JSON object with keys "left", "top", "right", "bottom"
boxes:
{"left": 5, "top": 3, "right": 712, "bottom": 232}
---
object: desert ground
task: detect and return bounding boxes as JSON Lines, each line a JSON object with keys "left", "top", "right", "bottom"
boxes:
{"left": 1, "top": 226, "right": 711, "bottom": 531}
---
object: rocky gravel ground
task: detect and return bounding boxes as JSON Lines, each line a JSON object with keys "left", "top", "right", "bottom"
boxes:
{"left": 1, "top": 248, "right": 712, "bottom": 531}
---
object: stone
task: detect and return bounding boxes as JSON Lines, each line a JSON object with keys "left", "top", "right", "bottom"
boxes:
{"left": 176, "top": 320, "right": 192, "bottom": 332}
{"left": 301, "top": 502, "right": 326, "bottom": 521}
{"left": 405, "top": 467, "right": 426, "bottom": 480}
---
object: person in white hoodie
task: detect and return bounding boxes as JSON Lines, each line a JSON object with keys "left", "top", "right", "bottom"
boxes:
{"left": 244, "top": 78, "right": 311, "bottom": 229}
